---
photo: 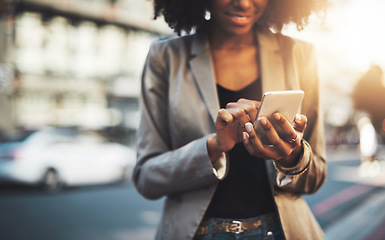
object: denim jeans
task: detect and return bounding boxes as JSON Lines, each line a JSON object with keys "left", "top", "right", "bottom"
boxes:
{"left": 193, "top": 213, "right": 285, "bottom": 240}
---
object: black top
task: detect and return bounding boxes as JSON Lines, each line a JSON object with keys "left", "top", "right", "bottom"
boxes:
{"left": 204, "top": 79, "right": 276, "bottom": 219}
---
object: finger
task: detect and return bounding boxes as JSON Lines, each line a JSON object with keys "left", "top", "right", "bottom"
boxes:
{"left": 244, "top": 122, "right": 282, "bottom": 159}
{"left": 216, "top": 109, "right": 234, "bottom": 129}
{"left": 237, "top": 98, "right": 261, "bottom": 107}
{"left": 218, "top": 108, "right": 233, "bottom": 122}
{"left": 244, "top": 122, "right": 264, "bottom": 150}
{"left": 243, "top": 131, "right": 271, "bottom": 159}
{"left": 237, "top": 99, "right": 261, "bottom": 121}
{"left": 272, "top": 113, "right": 299, "bottom": 141}
{"left": 243, "top": 132, "right": 257, "bottom": 156}
{"left": 226, "top": 100, "right": 260, "bottom": 124}
{"left": 293, "top": 114, "right": 307, "bottom": 133}
{"left": 226, "top": 104, "right": 251, "bottom": 127}
{"left": 258, "top": 116, "right": 292, "bottom": 157}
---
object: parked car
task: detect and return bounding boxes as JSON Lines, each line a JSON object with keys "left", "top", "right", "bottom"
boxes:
{"left": 0, "top": 127, "right": 136, "bottom": 191}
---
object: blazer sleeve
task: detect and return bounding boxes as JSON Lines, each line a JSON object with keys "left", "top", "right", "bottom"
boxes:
{"left": 132, "top": 42, "right": 223, "bottom": 200}
{"left": 274, "top": 40, "right": 327, "bottom": 194}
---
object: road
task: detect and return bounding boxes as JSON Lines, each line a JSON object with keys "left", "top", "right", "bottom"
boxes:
{"left": 306, "top": 145, "right": 385, "bottom": 240}
{"left": 0, "top": 183, "right": 164, "bottom": 240}
{"left": 0, "top": 145, "right": 384, "bottom": 240}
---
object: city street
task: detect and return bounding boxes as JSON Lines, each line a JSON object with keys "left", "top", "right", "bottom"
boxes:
{"left": 306, "top": 145, "right": 385, "bottom": 240}
{"left": 0, "top": 145, "right": 384, "bottom": 240}
{"left": 1, "top": 1, "right": 385, "bottom": 239}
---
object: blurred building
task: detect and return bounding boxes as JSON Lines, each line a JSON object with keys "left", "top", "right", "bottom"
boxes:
{"left": 283, "top": 0, "right": 385, "bottom": 147}
{"left": 352, "top": 65, "right": 385, "bottom": 140}
{"left": 0, "top": 0, "right": 171, "bottom": 145}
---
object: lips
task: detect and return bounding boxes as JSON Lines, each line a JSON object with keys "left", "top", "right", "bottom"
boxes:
{"left": 226, "top": 12, "right": 253, "bottom": 26}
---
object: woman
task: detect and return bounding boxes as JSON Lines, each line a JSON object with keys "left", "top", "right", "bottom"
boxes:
{"left": 133, "top": 0, "right": 327, "bottom": 239}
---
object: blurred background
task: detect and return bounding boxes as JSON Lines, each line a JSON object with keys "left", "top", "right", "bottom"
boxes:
{"left": 0, "top": 0, "right": 385, "bottom": 240}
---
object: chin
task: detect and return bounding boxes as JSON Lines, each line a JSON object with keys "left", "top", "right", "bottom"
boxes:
{"left": 226, "top": 26, "right": 255, "bottom": 36}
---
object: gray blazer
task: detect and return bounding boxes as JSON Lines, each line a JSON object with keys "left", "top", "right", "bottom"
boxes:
{"left": 134, "top": 27, "right": 327, "bottom": 240}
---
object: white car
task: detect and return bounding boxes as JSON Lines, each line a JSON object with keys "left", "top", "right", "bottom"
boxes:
{"left": 0, "top": 127, "right": 136, "bottom": 191}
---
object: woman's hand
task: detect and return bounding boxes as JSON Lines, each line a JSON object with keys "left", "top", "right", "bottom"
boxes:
{"left": 207, "top": 99, "right": 260, "bottom": 162}
{"left": 243, "top": 113, "right": 308, "bottom": 167}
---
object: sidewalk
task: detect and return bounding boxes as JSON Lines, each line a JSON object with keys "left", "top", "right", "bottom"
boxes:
{"left": 324, "top": 188, "right": 385, "bottom": 240}
{"left": 323, "top": 150, "right": 385, "bottom": 240}
{"left": 317, "top": 146, "right": 385, "bottom": 239}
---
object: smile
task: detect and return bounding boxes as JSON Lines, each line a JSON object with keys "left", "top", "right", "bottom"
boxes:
{"left": 226, "top": 13, "right": 252, "bottom": 25}
{"left": 231, "top": 15, "right": 248, "bottom": 20}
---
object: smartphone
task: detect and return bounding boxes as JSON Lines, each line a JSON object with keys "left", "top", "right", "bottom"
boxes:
{"left": 253, "top": 90, "right": 304, "bottom": 145}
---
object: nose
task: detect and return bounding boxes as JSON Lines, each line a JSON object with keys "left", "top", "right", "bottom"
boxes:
{"left": 233, "top": 0, "right": 253, "bottom": 9}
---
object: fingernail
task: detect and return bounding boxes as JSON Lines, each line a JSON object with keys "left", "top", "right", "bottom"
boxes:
{"left": 243, "top": 132, "right": 248, "bottom": 141}
{"left": 295, "top": 114, "right": 301, "bottom": 122}
{"left": 258, "top": 117, "right": 267, "bottom": 126}
{"left": 245, "top": 122, "right": 253, "bottom": 133}
{"left": 274, "top": 113, "right": 280, "bottom": 121}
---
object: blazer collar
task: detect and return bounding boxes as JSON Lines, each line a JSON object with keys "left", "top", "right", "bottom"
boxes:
{"left": 257, "top": 28, "right": 286, "bottom": 93}
{"left": 189, "top": 28, "right": 286, "bottom": 123}
{"left": 190, "top": 33, "right": 220, "bottom": 123}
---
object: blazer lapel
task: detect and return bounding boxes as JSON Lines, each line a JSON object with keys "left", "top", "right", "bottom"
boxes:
{"left": 189, "top": 34, "right": 220, "bottom": 123}
{"left": 188, "top": 29, "right": 286, "bottom": 123}
{"left": 257, "top": 29, "right": 286, "bottom": 93}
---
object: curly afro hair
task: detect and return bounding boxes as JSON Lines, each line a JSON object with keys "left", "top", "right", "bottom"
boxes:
{"left": 153, "top": 0, "right": 328, "bottom": 35}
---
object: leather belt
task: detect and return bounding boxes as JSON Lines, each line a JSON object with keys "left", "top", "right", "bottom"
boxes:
{"left": 196, "top": 214, "right": 279, "bottom": 235}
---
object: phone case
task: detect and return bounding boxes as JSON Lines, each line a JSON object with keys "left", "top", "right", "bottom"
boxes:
{"left": 253, "top": 90, "right": 304, "bottom": 145}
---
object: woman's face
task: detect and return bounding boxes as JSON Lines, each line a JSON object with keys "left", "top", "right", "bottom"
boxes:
{"left": 208, "top": 0, "right": 269, "bottom": 36}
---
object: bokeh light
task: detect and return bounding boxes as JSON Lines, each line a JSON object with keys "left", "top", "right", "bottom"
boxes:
{"left": 284, "top": 0, "right": 385, "bottom": 130}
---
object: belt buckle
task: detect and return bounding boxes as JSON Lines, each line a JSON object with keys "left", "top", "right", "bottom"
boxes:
{"left": 229, "top": 220, "right": 242, "bottom": 234}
